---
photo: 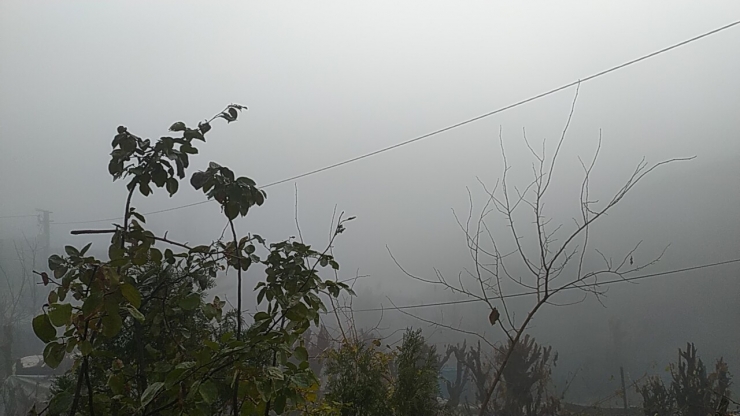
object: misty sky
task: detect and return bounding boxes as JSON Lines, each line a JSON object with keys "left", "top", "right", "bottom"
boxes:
{"left": 1, "top": 1, "right": 739, "bottom": 404}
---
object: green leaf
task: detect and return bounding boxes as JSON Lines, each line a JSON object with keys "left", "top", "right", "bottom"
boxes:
{"left": 64, "top": 245, "right": 80, "bottom": 257}
{"left": 152, "top": 168, "right": 167, "bottom": 187}
{"left": 102, "top": 311, "right": 123, "bottom": 338}
{"left": 175, "top": 361, "right": 197, "bottom": 370}
{"left": 79, "top": 340, "right": 92, "bottom": 356}
{"left": 53, "top": 265, "right": 68, "bottom": 279}
{"left": 184, "top": 128, "right": 205, "bottom": 141}
{"left": 266, "top": 366, "right": 284, "bottom": 380}
{"left": 82, "top": 291, "right": 103, "bottom": 316}
{"left": 108, "top": 374, "right": 125, "bottom": 395}
{"left": 199, "top": 121, "right": 211, "bottom": 134}
{"left": 164, "top": 368, "right": 186, "bottom": 388}
{"left": 166, "top": 178, "right": 179, "bottom": 196}
{"left": 169, "top": 121, "right": 186, "bottom": 132}
{"left": 80, "top": 242, "right": 93, "bottom": 256}
{"left": 199, "top": 381, "right": 218, "bottom": 404}
{"left": 32, "top": 314, "right": 56, "bottom": 343}
{"left": 120, "top": 283, "right": 142, "bottom": 309}
{"left": 180, "top": 293, "right": 200, "bottom": 311}
{"left": 130, "top": 210, "right": 147, "bottom": 223}
{"left": 190, "top": 171, "right": 207, "bottom": 190}
{"left": 141, "top": 381, "right": 165, "bottom": 408}
{"left": 293, "top": 346, "right": 308, "bottom": 362}
{"left": 273, "top": 394, "right": 286, "bottom": 415}
{"left": 48, "top": 391, "right": 73, "bottom": 414}
{"left": 108, "top": 244, "right": 125, "bottom": 260}
{"left": 139, "top": 180, "right": 152, "bottom": 196}
{"left": 253, "top": 311, "right": 270, "bottom": 322}
{"left": 43, "top": 342, "right": 65, "bottom": 368}
{"left": 285, "top": 303, "right": 309, "bottom": 322}
{"left": 224, "top": 201, "right": 240, "bottom": 220}
{"left": 292, "top": 372, "right": 314, "bottom": 389}
{"left": 48, "top": 303, "right": 72, "bottom": 327}
{"left": 48, "top": 254, "right": 64, "bottom": 270}
{"left": 126, "top": 305, "right": 146, "bottom": 322}
{"left": 150, "top": 247, "right": 163, "bottom": 264}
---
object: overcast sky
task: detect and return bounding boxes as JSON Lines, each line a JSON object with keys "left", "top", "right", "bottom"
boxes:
{"left": 1, "top": 1, "right": 739, "bottom": 403}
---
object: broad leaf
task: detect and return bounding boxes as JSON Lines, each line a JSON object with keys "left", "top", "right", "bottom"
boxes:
{"left": 141, "top": 381, "right": 164, "bottom": 408}
{"left": 120, "top": 283, "right": 142, "bottom": 309}
{"left": 48, "top": 303, "right": 72, "bottom": 327}
{"left": 199, "top": 381, "right": 218, "bottom": 404}
{"left": 32, "top": 314, "right": 56, "bottom": 343}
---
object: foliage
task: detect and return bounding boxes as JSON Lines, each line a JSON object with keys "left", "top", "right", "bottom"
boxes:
{"left": 324, "top": 338, "right": 394, "bottom": 416}
{"left": 391, "top": 328, "right": 442, "bottom": 416}
{"left": 637, "top": 343, "right": 733, "bottom": 416}
{"left": 492, "top": 335, "right": 559, "bottom": 416}
{"left": 304, "top": 324, "right": 332, "bottom": 378}
{"left": 637, "top": 376, "right": 673, "bottom": 416}
{"left": 30, "top": 105, "right": 354, "bottom": 415}
{"left": 462, "top": 341, "right": 493, "bottom": 410}
{"left": 439, "top": 341, "right": 469, "bottom": 410}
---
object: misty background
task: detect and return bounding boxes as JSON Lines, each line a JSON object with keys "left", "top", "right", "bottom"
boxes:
{"left": 1, "top": 1, "right": 738, "bottom": 406}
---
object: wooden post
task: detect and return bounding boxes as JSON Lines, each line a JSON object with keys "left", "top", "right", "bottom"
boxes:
{"left": 620, "top": 366, "right": 629, "bottom": 414}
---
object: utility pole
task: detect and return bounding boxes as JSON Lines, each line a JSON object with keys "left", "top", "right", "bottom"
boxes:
{"left": 620, "top": 366, "right": 629, "bottom": 415}
{"left": 36, "top": 209, "right": 52, "bottom": 262}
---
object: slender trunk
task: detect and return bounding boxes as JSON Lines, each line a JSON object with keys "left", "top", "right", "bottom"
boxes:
{"left": 0, "top": 324, "right": 13, "bottom": 380}
{"left": 478, "top": 295, "right": 548, "bottom": 416}
{"left": 229, "top": 220, "right": 242, "bottom": 416}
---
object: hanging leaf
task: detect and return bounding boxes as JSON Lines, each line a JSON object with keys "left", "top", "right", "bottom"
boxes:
{"left": 43, "top": 342, "right": 65, "bottom": 368}
{"left": 48, "top": 303, "right": 72, "bottom": 327}
{"left": 126, "top": 305, "right": 146, "bottom": 322}
{"left": 488, "top": 307, "right": 500, "bottom": 326}
{"left": 32, "top": 314, "right": 57, "bottom": 343}
{"left": 180, "top": 293, "right": 201, "bottom": 311}
{"left": 224, "top": 201, "right": 240, "bottom": 220}
{"left": 166, "top": 178, "right": 179, "bottom": 196}
{"left": 199, "top": 381, "right": 218, "bottom": 404}
{"left": 102, "top": 311, "right": 123, "bottom": 338}
{"left": 141, "top": 382, "right": 165, "bottom": 407}
{"left": 120, "top": 283, "right": 142, "bottom": 309}
{"left": 190, "top": 171, "right": 207, "bottom": 190}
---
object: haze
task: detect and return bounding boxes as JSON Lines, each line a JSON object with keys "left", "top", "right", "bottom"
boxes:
{"left": 1, "top": 1, "right": 738, "bottom": 405}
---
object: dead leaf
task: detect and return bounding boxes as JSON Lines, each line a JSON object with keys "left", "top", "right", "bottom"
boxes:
{"left": 488, "top": 307, "right": 500, "bottom": 326}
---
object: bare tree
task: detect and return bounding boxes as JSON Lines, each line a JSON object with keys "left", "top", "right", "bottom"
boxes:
{"left": 390, "top": 85, "right": 693, "bottom": 415}
{"left": 0, "top": 238, "right": 41, "bottom": 380}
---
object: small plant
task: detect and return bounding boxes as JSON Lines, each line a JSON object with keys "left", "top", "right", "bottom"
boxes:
{"left": 391, "top": 329, "right": 441, "bottom": 416}
{"left": 31, "top": 105, "right": 355, "bottom": 415}
{"left": 324, "top": 338, "right": 393, "bottom": 416}
{"left": 492, "top": 335, "right": 559, "bottom": 416}
{"left": 637, "top": 343, "right": 733, "bottom": 416}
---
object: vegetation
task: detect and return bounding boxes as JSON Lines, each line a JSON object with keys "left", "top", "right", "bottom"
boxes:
{"left": 638, "top": 343, "right": 732, "bottom": 416}
{"left": 30, "top": 105, "right": 355, "bottom": 415}
{"left": 19, "top": 104, "right": 730, "bottom": 416}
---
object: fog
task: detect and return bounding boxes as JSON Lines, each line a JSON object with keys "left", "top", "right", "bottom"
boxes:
{"left": 1, "top": 1, "right": 739, "bottom": 406}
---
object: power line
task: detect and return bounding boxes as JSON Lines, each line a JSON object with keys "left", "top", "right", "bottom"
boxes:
{"left": 334, "top": 258, "right": 740, "bottom": 313}
{"left": 0, "top": 214, "right": 39, "bottom": 219}
{"left": 53, "top": 200, "right": 210, "bottom": 225}
{"left": 53, "top": 19, "right": 740, "bottom": 226}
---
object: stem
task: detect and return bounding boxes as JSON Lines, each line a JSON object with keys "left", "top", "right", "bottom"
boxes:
{"left": 228, "top": 219, "right": 242, "bottom": 416}
{"left": 69, "top": 359, "right": 88, "bottom": 416}
{"left": 69, "top": 266, "right": 98, "bottom": 416}
{"left": 71, "top": 229, "right": 193, "bottom": 251}
{"left": 85, "top": 363, "right": 96, "bottom": 416}
{"left": 120, "top": 188, "right": 149, "bottom": 396}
